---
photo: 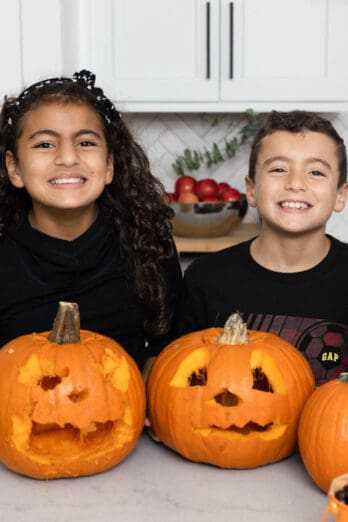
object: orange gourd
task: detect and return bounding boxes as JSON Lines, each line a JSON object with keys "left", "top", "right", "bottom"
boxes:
{"left": 298, "top": 372, "right": 348, "bottom": 492}
{"left": 0, "top": 302, "right": 145, "bottom": 479}
{"left": 147, "top": 313, "right": 315, "bottom": 468}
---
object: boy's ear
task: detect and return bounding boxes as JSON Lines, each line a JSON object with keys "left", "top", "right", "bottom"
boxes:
{"left": 334, "top": 182, "right": 348, "bottom": 213}
{"left": 245, "top": 176, "right": 257, "bottom": 207}
{"left": 5, "top": 151, "right": 25, "bottom": 188}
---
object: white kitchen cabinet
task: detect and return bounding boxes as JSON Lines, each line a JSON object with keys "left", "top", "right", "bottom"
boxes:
{"left": 0, "top": 1, "right": 22, "bottom": 101}
{"left": 220, "top": 0, "right": 348, "bottom": 104}
{"left": 73, "top": 0, "right": 220, "bottom": 103}
{"left": 73, "top": 0, "right": 348, "bottom": 112}
{"left": 0, "top": 0, "right": 66, "bottom": 102}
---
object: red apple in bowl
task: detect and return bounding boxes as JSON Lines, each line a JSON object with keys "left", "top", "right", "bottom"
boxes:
{"left": 195, "top": 179, "right": 219, "bottom": 199}
{"left": 221, "top": 187, "right": 242, "bottom": 202}
{"left": 175, "top": 175, "right": 197, "bottom": 196}
{"left": 164, "top": 192, "right": 177, "bottom": 203}
{"left": 178, "top": 191, "right": 200, "bottom": 203}
{"left": 217, "top": 182, "right": 231, "bottom": 195}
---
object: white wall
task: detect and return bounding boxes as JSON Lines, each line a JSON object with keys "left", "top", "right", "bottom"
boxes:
{"left": 126, "top": 111, "right": 348, "bottom": 242}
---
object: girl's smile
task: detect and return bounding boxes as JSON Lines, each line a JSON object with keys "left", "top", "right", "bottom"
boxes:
{"left": 49, "top": 176, "right": 86, "bottom": 186}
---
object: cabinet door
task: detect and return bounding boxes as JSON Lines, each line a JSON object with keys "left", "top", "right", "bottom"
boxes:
{"left": 21, "top": 0, "right": 63, "bottom": 85}
{"left": 0, "top": 0, "right": 64, "bottom": 102}
{"left": 220, "top": 0, "right": 348, "bottom": 102}
{"left": 76, "top": 0, "right": 220, "bottom": 102}
{"left": 0, "top": 0, "right": 22, "bottom": 101}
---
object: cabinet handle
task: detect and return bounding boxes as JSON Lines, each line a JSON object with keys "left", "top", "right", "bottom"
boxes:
{"left": 206, "top": 2, "right": 211, "bottom": 79}
{"left": 229, "top": 2, "right": 234, "bottom": 79}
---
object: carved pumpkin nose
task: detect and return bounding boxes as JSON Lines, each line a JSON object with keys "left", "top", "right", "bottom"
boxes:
{"left": 214, "top": 390, "right": 240, "bottom": 406}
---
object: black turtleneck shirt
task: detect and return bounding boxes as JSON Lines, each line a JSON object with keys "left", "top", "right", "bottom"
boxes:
{"left": 0, "top": 207, "right": 183, "bottom": 369}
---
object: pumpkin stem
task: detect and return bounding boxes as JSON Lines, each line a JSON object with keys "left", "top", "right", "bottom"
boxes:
{"left": 48, "top": 302, "right": 81, "bottom": 344}
{"left": 217, "top": 312, "right": 249, "bottom": 345}
{"left": 338, "top": 372, "right": 348, "bottom": 383}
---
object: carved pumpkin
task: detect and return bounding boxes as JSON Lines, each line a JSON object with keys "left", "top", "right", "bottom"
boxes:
{"left": 147, "top": 313, "right": 315, "bottom": 468}
{"left": 0, "top": 302, "right": 146, "bottom": 479}
{"left": 298, "top": 372, "right": 348, "bottom": 492}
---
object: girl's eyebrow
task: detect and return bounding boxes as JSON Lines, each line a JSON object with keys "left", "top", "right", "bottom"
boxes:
{"left": 28, "top": 129, "right": 103, "bottom": 140}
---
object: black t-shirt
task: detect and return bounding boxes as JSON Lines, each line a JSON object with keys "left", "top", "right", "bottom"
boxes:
{"left": 178, "top": 235, "right": 348, "bottom": 385}
{"left": 0, "top": 207, "right": 183, "bottom": 369}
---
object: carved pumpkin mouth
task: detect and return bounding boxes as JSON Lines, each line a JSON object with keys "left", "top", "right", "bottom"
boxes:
{"left": 11, "top": 410, "right": 135, "bottom": 463}
{"left": 30, "top": 421, "right": 116, "bottom": 456}
{"left": 195, "top": 421, "right": 287, "bottom": 440}
{"left": 212, "top": 421, "right": 273, "bottom": 433}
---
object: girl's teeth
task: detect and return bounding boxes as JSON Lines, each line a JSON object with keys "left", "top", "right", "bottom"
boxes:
{"left": 50, "top": 178, "right": 85, "bottom": 185}
{"left": 280, "top": 201, "right": 309, "bottom": 209}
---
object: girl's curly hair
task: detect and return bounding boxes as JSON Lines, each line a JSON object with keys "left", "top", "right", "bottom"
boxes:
{"left": 0, "top": 71, "right": 175, "bottom": 337}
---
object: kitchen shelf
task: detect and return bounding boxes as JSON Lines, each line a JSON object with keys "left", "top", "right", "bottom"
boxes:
{"left": 174, "top": 222, "right": 260, "bottom": 254}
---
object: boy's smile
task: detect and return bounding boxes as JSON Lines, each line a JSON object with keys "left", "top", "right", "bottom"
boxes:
{"left": 246, "top": 130, "right": 348, "bottom": 237}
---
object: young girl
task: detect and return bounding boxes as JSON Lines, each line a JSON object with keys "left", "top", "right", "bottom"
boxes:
{"left": 0, "top": 69, "right": 182, "bottom": 373}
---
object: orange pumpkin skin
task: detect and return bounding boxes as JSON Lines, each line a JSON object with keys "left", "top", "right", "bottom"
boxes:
{"left": 298, "top": 374, "right": 348, "bottom": 492}
{"left": 147, "top": 326, "right": 315, "bottom": 469}
{"left": 0, "top": 329, "right": 145, "bottom": 479}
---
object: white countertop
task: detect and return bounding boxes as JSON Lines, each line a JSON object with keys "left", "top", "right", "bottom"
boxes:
{"left": 0, "top": 433, "right": 327, "bottom": 522}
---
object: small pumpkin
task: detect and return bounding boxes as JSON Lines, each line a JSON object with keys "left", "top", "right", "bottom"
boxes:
{"left": 0, "top": 302, "right": 146, "bottom": 479}
{"left": 298, "top": 372, "right": 348, "bottom": 492}
{"left": 147, "top": 313, "right": 315, "bottom": 468}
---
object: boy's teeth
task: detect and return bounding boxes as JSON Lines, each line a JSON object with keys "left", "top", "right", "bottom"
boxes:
{"left": 280, "top": 201, "right": 309, "bottom": 209}
{"left": 50, "top": 178, "right": 84, "bottom": 185}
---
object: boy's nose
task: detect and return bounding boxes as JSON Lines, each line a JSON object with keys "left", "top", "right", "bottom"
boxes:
{"left": 284, "top": 170, "right": 307, "bottom": 191}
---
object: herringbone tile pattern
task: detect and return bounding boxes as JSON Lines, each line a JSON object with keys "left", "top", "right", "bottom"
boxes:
{"left": 126, "top": 112, "right": 348, "bottom": 241}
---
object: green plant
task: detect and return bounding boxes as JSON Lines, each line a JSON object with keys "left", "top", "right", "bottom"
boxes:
{"left": 172, "top": 109, "right": 263, "bottom": 176}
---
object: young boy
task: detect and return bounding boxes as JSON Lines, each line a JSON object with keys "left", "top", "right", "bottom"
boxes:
{"left": 177, "top": 111, "right": 348, "bottom": 386}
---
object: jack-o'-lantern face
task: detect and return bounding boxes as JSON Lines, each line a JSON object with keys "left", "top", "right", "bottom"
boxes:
{"left": 0, "top": 303, "right": 145, "bottom": 479}
{"left": 147, "top": 317, "right": 315, "bottom": 469}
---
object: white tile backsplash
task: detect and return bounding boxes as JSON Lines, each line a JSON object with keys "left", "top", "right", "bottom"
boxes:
{"left": 125, "top": 112, "right": 348, "bottom": 242}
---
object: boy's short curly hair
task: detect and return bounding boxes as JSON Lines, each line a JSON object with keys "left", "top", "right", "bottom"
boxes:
{"left": 248, "top": 110, "right": 347, "bottom": 187}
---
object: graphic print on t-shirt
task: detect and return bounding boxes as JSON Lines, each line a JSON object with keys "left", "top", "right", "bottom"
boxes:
{"left": 245, "top": 313, "right": 348, "bottom": 386}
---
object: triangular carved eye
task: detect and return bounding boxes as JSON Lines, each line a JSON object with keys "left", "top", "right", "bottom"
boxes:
{"left": 250, "top": 350, "right": 286, "bottom": 394}
{"left": 252, "top": 367, "right": 274, "bottom": 393}
{"left": 169, "top": 348, "right": 211, "bottom": 387}
{"left": 188, "top": 368, "right": 207, "bottom": 386}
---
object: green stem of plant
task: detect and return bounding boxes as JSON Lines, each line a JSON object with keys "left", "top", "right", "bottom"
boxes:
{"left": 172, "top": 109, "right": 263, "bottom": 177}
